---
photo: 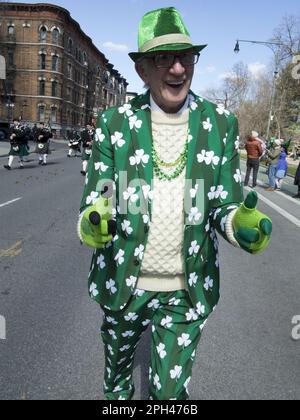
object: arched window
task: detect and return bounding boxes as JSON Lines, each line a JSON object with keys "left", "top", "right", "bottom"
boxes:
{"left": 68, "top": 38, "right": 73, "bottom": 54}
{"left": 51, "top": 107, "right": 57, "bottom": 123}
{"left": 38, "top": 105, "right": 46, "bottom": 121}
{"left": 67, "top": 63, "right": 72, "bottom": 79}
{"left": 51, "top": 80, "right": 57, "bottom": 97}
{"left": 8, "top": 25, "right": 15, "bottom": 35}
{"left": 39, "top": 80, "right": 45, "bottom": 96}
{"left": 40, "top": 26, "right": 47, "bottom": 42}
{"left": 40, "top": 53, "right": 46, "bottom": 70}
{"left": 52, "top": 55, "right": 58, "bottom": 72}
{"left": 52, "top": 28, "right": 59, "bottom": 44}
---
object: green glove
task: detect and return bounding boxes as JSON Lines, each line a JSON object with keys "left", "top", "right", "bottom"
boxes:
{"left": 233, "top": 192, "right": 272, "bottom": 254}
{"left": 78, "top": 195, "right": 116, "bottom": 249}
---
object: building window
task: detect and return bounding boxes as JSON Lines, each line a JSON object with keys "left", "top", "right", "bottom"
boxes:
{"left": 40, "top": 53, "right": 46, "bottom": 70}
{"left": 40, "top": 26, "right": 47, "bottom": 42}
{"left": 8, "top": 25, "right": 15, "bottom": 35}
{"left": 68, "top": 38, "right": 73, "bottom": 54}
{"left": 51, "top": 107, "right": 57, "bottom": 123}
{"left": 67, "top": 63, "right": 72, "bottom": 79}
{"left": 38, "top": 105, "right": 46, "bottom": 122}
{"left": 52, "top": 28, "right": 59, "bottom": 44}
{"left": 51, "top": 81, "right": 57, "bottom": 97}
{"left": 8, "top": 50, "right": 14, "bottom": 66}
{"left": 52, "top": 55, "right": 58, "bottom": 72}
{"left": 39, "top": 80, "right": 45, "bottom": 96}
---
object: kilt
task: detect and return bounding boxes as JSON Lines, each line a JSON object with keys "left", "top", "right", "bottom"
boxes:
{"left": 9, "top": 144, "right": 30, "bottom": 157}
{"left": 82, "top": 148, "right": 92, "bottom": 161}
{"left": 35, "top": 142, "right": 50, "bottom": 155}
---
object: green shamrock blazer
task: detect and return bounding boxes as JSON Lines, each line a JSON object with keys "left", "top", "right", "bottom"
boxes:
{"left": 79, "top": 91, "right": 244, "bottom": 316}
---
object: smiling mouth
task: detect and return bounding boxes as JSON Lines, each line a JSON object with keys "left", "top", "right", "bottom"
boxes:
{"left": 165, "top": 81, "right": 185, "bottom": 89}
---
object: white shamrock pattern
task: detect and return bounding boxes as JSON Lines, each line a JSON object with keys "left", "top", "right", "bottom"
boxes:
{"left": 188, "top": 273, "right": 198, "bottom": 287}
{"left": 197, "top": 150, "right": 220, "bottom": 167}
{"left": 189, "top": 240, "right": 200, "bottom": 257}
{"left": 129, "top": 149, "right": 150, "bottom": 167}
{"left": 178, "top": 333, "right": 192, "bottom": 348}
{"left": 89, "top": 283, "right": 99, "bottom": 297}
{"left": 95, "top": 128, "right": 105, "bottom": 143}
{"left": 106, "top": 279, "right": 117, "bottom": 295}
{"left": 129, "top": 115, "right": 143, "bottom": 131}
{"left": 86, "top": 191, "right": 99, "bottom": 205}
{"left": 115, "top": 249, "right": 125, "bottom": 266}
{"left": 121, "top": 220, "right": 133, "bottom": 235}
{"left": 111, "top": 131, "right": 126, "bottom": 149}
{"left": 118, "top": 104, "right": 133, "bottom": 117}
{"left": 156, "top": 343, "right": 167, "bottom": 360}
{"left": 123, "top": 187, "right": 139, "bottom": 203}
{"left": 204, "top": 276, "right": 214, "bottom": 291}
{"left": 170, "top": 365, "right": 183, "bottom": 381}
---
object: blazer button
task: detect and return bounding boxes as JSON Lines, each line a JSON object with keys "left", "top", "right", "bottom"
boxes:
{"left": 134, "top": 260, "right": 140, "bottom": 267}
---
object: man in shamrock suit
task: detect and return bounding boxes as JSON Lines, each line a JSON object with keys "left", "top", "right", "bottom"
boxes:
{"left": 78, "top": 7, "right": 272, "bottom": 400}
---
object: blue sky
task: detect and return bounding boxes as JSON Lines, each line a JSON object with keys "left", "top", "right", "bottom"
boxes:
{"left": 17, "top": 0, "right": 300, "bottom": 94}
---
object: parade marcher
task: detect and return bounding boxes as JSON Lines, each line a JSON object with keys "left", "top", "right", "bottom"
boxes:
{"left": 80, "top": 124, "right": 94, "bottom": 176}
{"left": 266, "top": 139, "right": 282, "bottom": 192}
{"left": 67, "top": 129, "right": 81, "bottom": 157}
{"left": 35, "top": 122, "right": 52, "bottom": 166}
{"left": 244, "top": 131, "right": 263, "bottom": 188}
{"left": 77, "top": 7, "right": 273, "bottom": 401}
{"left": 293, "top": 163, "right": 300, "bottom": 199}
{"left": 4, "top": 118, "right": 29, "bottom": 170}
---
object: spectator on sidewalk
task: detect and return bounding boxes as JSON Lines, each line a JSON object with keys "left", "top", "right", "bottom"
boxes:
{"left": 244, "top": 131, "right": 263, "bottom": 188}
{"left": 275, "top": 150, "right": 288, "bottom": 191}
{"left": 266, "top": 139, "right": 282, "bottom": 192}
{"left": 293, "top": 162, "right": 300, "bottom": 199}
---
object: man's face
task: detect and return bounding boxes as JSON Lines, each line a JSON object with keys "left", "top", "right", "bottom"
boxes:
{"left": 136, "top": 49, "right": 195, "bottom": 114}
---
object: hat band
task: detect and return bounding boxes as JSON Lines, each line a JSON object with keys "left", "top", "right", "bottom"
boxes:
{"left": 139, "top": 34, "right": 193, "bottom": 53}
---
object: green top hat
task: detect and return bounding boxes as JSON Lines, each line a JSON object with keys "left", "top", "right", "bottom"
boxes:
{"left": 129, "top": 7, "right": 207, "bottom": 62}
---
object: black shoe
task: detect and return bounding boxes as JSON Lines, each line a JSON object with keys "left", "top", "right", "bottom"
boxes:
{"left": 39, "top": 160, "right": 43, "bottom": 165}
{"left": 4, "top": 165, "right": 11, "bottom": 170}
{"left": 42, "top": 162, "right": 47, "bottom": 166}
{"left": 67, "top": 155, "right": 71, "bottom": 158}
{"left": 19, "top": 165, "right": 24, "bottom": 169}
{"left": 292, "top": 194, "right": 300, "bottom": 199}
{"left": 80, "top": 171, "right": 87, "bottom": 176}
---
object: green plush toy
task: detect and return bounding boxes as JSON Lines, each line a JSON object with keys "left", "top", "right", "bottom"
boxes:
{"left": 78, "top": 196, "right": 116, "bottom": 249}
{"left": 233, "top": 192, "right": 272, "bottom": 254}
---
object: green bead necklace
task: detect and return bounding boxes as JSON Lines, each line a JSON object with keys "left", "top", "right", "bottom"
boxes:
{"left": 152, "top": 141, "right": 188, "bottom": 181}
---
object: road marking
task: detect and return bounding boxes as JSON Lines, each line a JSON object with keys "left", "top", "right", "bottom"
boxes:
{"left": 245, "top": 187, "right": 300, "bottom": 228}
{"left": 0, "top": 240, "right": 23, "bottom": 257}
{"left": 0, "top": 197, "right": 22, "bottom": 208}
{"left": 241, "top": 171, "right": 300, "bottom": 206}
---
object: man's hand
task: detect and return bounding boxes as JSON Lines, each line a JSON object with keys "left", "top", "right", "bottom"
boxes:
{"left": 78, "top": 196, "right": 116, "bottom": 249}
{"left": 232, "top": 192, "right": 272, "bottom": 254}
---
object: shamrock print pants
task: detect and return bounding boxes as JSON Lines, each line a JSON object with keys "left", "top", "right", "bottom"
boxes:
{"left": 100, "top": 289, "right": 208, "bottom": 400}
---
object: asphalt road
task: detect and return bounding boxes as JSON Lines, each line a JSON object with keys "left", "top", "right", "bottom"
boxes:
{"left": 0, "top": 143, "right": 299, "bottom": 400}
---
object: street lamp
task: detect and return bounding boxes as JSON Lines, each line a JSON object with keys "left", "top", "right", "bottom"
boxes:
{"left": 234, "top": 38, "right": 284, "bottom": 141}
{"left": 6, "top": 98, "right": 15, "bottom": 122}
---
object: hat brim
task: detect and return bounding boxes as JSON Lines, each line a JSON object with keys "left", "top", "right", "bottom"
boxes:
{"left": 129, "top": 44, "right": 207, "bottom": 62}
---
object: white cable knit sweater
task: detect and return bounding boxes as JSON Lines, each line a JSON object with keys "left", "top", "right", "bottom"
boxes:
{"left": 137, "top": 107, "right": 190, "bottom": 292}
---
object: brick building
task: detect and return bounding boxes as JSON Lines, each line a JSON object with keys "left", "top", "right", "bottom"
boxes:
{"left": 0, "top": 2, "right": 128, "bottom": 136}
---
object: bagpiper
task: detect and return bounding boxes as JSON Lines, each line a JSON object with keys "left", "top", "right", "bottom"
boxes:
{"left": 80, "top": 124, "right": 94, "bottom": 176}
{"left": 34, "top": 122, "right": 52, "bottom": 166}
{"left": 4, "top": 119, "right": 29, "bottom": 170}
{"left": 67, "top": 129, "right": 81, "bottom": 157}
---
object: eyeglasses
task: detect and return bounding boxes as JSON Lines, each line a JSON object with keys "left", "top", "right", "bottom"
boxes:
{"left": 145, "top": 52, "right": 200, "bottom": 69}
